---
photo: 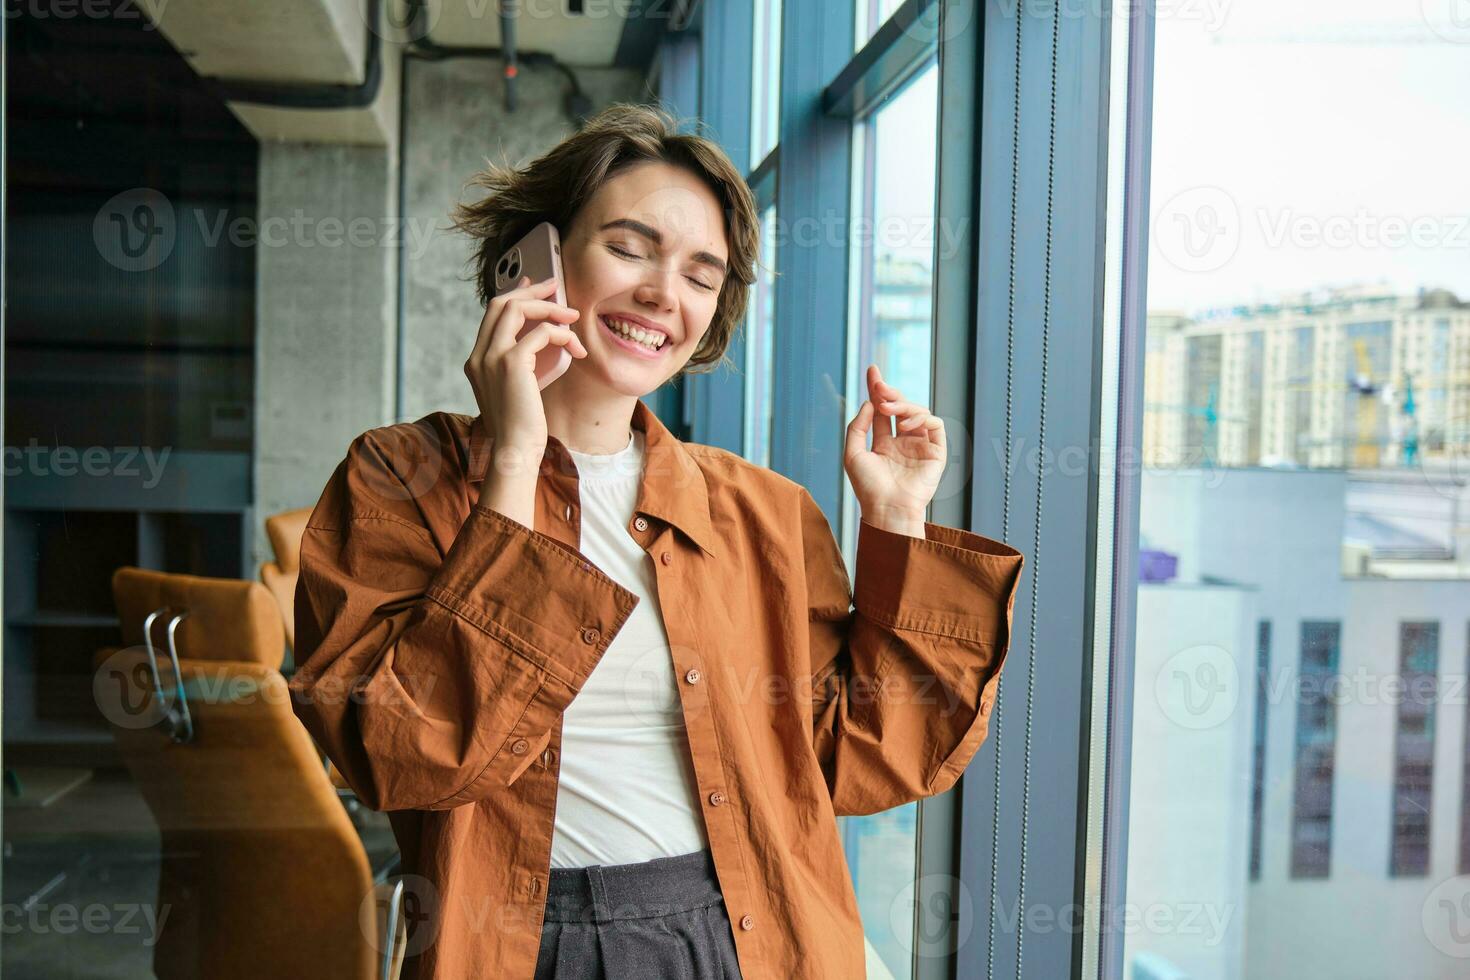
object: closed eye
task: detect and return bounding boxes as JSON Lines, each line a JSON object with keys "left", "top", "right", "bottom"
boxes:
{"left": 607, "top": 243, "right": 716, "bottom": 292}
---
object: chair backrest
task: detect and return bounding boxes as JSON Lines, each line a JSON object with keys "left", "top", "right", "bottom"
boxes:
{"left": 99, "top": 567, "right": 396, "bottom": 980}
{"left": 113, "top": 566, "right": 285, "bottom": 669}
{"left": 265, "top": 507, "right": 313, "bottom": 573}
{"left": 260, "top": 506, "right": 312, "bottom": 650}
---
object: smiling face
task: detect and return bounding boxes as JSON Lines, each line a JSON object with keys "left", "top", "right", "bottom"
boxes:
{"left": 557, "top": 159, "right": 730, "bottom": 396}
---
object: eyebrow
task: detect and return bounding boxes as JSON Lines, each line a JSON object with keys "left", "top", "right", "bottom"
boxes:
{"left": 599, "top": 217, "right": 728, "bottom": 278}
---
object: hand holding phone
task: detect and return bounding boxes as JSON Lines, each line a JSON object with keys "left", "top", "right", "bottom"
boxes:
{"left": 492, "top": 222, "right": 575, "bottom": 390}
{"left": 466, "top": 239, "right": 587, "bottom": 477}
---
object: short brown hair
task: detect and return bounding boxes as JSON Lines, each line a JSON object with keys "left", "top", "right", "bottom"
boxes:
{"left": 448, "top": 103, "right": 761, "bottom": 375}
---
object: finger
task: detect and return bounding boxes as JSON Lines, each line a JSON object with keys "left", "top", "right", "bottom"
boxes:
{"left": 876, "top": 398, "right": 926, "bottom": 419}
{"left": 486, "top": 298, "right": 583, "bottom": 356}
{"left": 870, "top": 363, "right": 903, "bottom": 400}
{"left": 845, "top": 399, "right": 874, "bottom": 461}
{"left": 866, "top": 364, "right": 887, "bottom": 407}
{"left": 928, "top": 414, "right": 947, "bottom": 455}
{"left": 513, "top": 321, "right": 588, "bottom": 360}
{"left": 471, "top": 276, "right": 560, "bottom": 364}
{"left": 897, "top": 411, "right": 931, "bottom": 430}
{"left": 870, "top": 396, "right": 895, "bottom": 453}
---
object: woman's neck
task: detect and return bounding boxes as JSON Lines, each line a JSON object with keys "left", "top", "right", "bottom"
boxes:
{"left": 539, "top": 379, "right": 638, "bottom": 456}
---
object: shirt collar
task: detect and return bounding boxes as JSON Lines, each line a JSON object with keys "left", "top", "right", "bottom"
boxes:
{"left": 466, "top": 398, "right": 718, "bottom": 558}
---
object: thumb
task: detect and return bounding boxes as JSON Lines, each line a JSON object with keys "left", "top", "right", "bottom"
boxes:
{"left": 845, "top": 400, "right": 873, "bottom": 463}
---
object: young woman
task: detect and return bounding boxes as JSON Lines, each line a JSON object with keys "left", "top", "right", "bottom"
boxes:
{"left": 289, "top": 103, "right": 1024, "bottom": 980}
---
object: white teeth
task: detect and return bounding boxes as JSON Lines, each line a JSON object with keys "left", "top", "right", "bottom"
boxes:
{"left": 605, "top": 317, "right": 665, "bottom": 350}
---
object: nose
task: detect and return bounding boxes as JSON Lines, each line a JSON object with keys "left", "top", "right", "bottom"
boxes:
{"left": 633, "top": 265, "right": 677, "bottom": 314}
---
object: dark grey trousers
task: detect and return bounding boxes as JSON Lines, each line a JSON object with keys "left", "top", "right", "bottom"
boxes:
{"left": 533, "top": 847, "right": 745, "bottom": 979}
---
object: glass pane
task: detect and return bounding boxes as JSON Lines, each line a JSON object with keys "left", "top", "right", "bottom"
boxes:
{"left": 839, "top": 61, "right": 940, "bottom": 980}
{"left": 854, "top": 0, "right": 909, "bottom": 53}
{"left": 751, "top": 0, "right": 783, "bottom": 169}
{"left": 744, "top": 206, "right": 779, "bottom": 467}
{"left": 1128, "top": 4, "right": 1470, "bottom": 978}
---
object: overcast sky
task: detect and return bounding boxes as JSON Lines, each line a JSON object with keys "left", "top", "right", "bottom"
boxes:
{"left": 1146, "top": 0, "right": 1470, "bottom": 313}
{"left": 858, "top": 1, "right": 1470, "bottom": 315}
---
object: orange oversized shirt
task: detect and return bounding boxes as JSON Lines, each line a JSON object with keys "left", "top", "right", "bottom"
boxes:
{"left": 288, "top": 397, "right": 1025, "bottom": 980}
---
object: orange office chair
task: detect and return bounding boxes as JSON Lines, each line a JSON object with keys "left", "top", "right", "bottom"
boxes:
{"left": 258, "top": 506, "right": 355, "bottom": 797}
{"left": 96, "top": 566, "right": 406, "bottom": 980}
{"left": 259, "top": 506, "right": 312, "bottom": 652}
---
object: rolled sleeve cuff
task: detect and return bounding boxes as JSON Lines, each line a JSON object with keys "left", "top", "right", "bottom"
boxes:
{"left": 425, "top": 503, "right": 638, "bottom": 700}
{"left": 853, "top": 517, "right": 1025, "bottom": 640}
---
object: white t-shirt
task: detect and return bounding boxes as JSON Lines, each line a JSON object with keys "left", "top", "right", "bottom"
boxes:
{"left": 549, "top": 426, "right": 711, "bottom": 868}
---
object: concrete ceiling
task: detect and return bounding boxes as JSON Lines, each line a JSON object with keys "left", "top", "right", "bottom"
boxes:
{"left": 423, "top": 0, "right": 644, "bottom": 67}
{"left": 140, "top": 0, "right": 673, "bottom": 146}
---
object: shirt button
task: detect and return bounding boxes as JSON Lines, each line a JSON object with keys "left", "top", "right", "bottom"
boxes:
{"left": 510, "top": 738, "right": 529, "bottom": 755}
{"left": 633, "top": 515, "right": 649, "bottom": 532}
{"left": 581, "top": 560, "right": 591, "bottom": 572}
{"left": 564, "top": 503, "right": 572, "bottom": 520}
{"left": 542, "top": 747, "right": 557, "bottom": 766}
{"left": 708, "top": 791, "right": 726, "bottom": 806}
{"left": 740, "top": 914, "right": 755, "bottom": 931}
{"left": 685, "top": 667, "right": 701, "bottom": 684}
{"left": 581, "top": 627, "right": 601, "bottom": 645}
{"left": 660, "top": 551, "right": 672, "bottom": 565}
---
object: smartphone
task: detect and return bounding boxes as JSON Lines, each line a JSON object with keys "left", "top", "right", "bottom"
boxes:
{"left": 492, "top": 221, "right": 573, "bottom": 390}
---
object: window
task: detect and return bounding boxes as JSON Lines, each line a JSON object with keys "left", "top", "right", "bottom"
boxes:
{"left": 1390, "top": 621, "right": 1438, "bottom": 877}
{"left": 750, "top": 0, "right": 783, "bottom": 169}
{"left": 1461, "top": 624, "right": 1470, "bottom": 875}
{"left": 835, "top": 58, "right": 939, "bottom": 980}
{"left": 840, "top": 61, "right": 938, "bottom": 566}
{"left": 853, "top": 0, "right": 907, "bottom": 52}
{"left": 1291, "top": 621, "right": 1340, "bottom": 879}
{"left": 1249, "top": 619, "right": 1271, "bottom": 880}
{"left": 743, "top": 205, "right": 779, "bottom": 467}
{"left": 1127, "top": 5, "right": 1470, "bottom": 976}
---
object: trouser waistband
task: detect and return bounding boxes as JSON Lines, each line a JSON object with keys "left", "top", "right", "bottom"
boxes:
{"left": 543, "top": 848, "right": 723, "bottom": 923}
